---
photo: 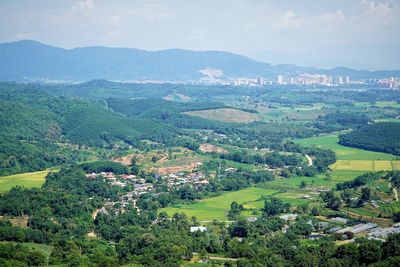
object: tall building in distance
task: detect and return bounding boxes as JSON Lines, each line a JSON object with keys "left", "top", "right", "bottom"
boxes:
{"left": 277, "top": 75, "right": 283, "bottom": 85}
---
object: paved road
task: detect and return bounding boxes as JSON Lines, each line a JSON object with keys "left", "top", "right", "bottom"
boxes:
{"left": 305, "top": 154, "right": 313, "bottom": 166}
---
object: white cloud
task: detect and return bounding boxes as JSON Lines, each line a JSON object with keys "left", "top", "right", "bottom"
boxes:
{"left": 273, "top": 10, "right": 304, "bottom": 30}
{"left": 187, "top": 29, "right": 206, "bottom": 40}
{"left": 16, "top": 32, "right": 35, "bottom": 39}
{"left": 110, "top": 15, "right": 121, "bottom": 24}
{"left": 359, "top": 0, "right": 400, "bottom": 25}
{"left": 128, "top": 2, "right": 174, "bottom": 22}
{"left": 71, "top": 0, "right": 94, "bottom": 11}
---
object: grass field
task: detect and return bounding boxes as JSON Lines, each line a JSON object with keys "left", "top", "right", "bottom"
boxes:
{"left": 159, "top": 187, "right": 277, "bottom": 221}
{"left": 295, "top": 134, "right": 397, "bottom": 161}
{"left": 0, "top": 168, "right": 58, "bottom": 193}
{"left": 184, "top": 108, "right": 261, "bottom": 123}
{"left": 295, "top": 134, "right": 399, "bottom": 174}
{"left": 262, "top": 170, "right": 365, "bottom": 190}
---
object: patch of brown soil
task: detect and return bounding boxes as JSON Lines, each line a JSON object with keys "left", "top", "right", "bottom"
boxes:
{"left": 112, "top": 154, "right": 135, "bottom": 166}
{"left": 153, "top": 163, "right": 199, "bottom": 175}
{"left": 199, "top": 143, "right": 227, "bottom": 154}
{"left": 0, "top": 216, "right": 29, "bottom": 228}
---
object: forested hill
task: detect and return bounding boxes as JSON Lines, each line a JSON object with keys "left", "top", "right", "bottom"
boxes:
{"left": 339, "top": 122, "right": 400, "bottom": 156}
{"left": 0, "top": 83, "right": 177, "bottom": 175}
{"left": 1, "top": 40, "right": 399, "bottom": 82}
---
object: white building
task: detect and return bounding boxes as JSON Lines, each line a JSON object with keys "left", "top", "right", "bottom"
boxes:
{"left": 190, "top": 226, "right": 208, "bottom": 233}
{"left": 277, "top": 75, "right": 284, "bottom": 85}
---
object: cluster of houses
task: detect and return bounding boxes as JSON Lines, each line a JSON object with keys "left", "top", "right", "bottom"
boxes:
{"left": 86, "top": 171, "right": 155, "bottom": 216}
{"left": 85, "top": 171, "right": 154, "bottom": 195}
{"left": 198, "top": 132, "right": 228, "bottom": 143}
{"left": 86, "top": 167, "right": 211, "bottom": 217}
{"left": 158, "top": 171, "right": 209, "bottom": 189}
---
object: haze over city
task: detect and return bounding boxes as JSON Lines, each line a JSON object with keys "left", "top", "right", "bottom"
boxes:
{"left": 1, "top": 0, "right": 400, "bottom": 70}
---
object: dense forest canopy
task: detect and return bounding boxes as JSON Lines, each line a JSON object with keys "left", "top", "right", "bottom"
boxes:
{"left": 339, "top": 122, "right": 400, "bottom": 156}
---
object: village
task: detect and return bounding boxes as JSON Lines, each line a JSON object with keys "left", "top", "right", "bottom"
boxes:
{"left": 85, "top": 165, "right": 211, "bottom": 217}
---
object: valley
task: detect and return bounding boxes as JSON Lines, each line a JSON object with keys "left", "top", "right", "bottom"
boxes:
{"left": 0, "top": 81, "right": 400, "bottom": 266}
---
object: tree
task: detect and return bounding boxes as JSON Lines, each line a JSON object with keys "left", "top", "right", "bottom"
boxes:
{"left": 321, "top": 191, "right": 341, "bottom": 211}
{"left": 358, "top": 239, "right": 381, "bottom": 265}
{"left": 228, "top": 218, "right": 249, "bottom": 238}
{"left": 311, "top": 207, "right": 320, "bottom": 216}
{"left": 335, "top": 243, "right": 359, "bottom": 266}
{"left": 357, "top": 188, "right": 371, "bottom": 206}
{"left": 393, "top": 212, "right": 400, "bottom": 223}
{"left": 382, "top": 233, "right": 400, "bottom": 258}
{"left": 263, "top": 197, "right": 290, "bottom": 217}
{"left": 228, "top": 201, "right": 243, "bottom": 220}
{"left": 341, "top": 189, "right": 353, "bottom": 215}
{"left": 296, "top": 204, "right": 309, "bottom": 214}
{"left": 340, "top": 190, "right": 352, "bottom": 205}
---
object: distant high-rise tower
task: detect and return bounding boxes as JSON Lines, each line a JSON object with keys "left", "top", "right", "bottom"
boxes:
{"left": 277, "top": 75, "right": 283, "bottom": 85}
{"left": 345, "top": 76, "right": 350, "bottom": 84}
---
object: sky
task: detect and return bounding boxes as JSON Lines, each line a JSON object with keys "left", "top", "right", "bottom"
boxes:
{"left": 0, "top": 0, "right": 399, "bottom": 70}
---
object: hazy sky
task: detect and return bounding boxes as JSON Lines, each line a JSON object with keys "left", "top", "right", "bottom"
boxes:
{"left": 1, "top": 0, "right": 399, "bottom": 70}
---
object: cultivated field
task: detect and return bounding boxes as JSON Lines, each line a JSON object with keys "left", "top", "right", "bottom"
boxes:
{"left": 160, "top": 187, "right": 277, "bottom": 221}
{"left": 331, "top": 160, "right": 399, "bottom": 171}
{"left": 184, "top": 108, "right": 261, "bottom": 123}
{"left": 0, "top": 168, "right": 58, "bottom": 193}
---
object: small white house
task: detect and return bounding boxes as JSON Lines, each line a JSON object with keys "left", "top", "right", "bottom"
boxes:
{"left": 279, "top": 214, "right": 298, "bottom": 221}
{"left": 190, "top": 226, "right": 208, "bottom": 233}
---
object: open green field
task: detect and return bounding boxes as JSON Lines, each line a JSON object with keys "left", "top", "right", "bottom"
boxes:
{"left": 0, "top": 168, "right": 58, "bottom": 193}
{"left": 159, "top": 187, "right": 277, "bottom": 221}
{"left": 295, "top": 134, "right": 397, "bottom": 161}
{"left": 262, "top": 170, "right": 365, "bottom": 190}
{"left": 295, "top": 134, "right": 399, "bottom": 173}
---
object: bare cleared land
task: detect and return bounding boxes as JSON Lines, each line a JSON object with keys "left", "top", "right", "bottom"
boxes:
{"left": 199, "top": 143, "right": 228, "bottom": 154}
{"left": 184, "top": 108, "right": 261, "bottom": 123}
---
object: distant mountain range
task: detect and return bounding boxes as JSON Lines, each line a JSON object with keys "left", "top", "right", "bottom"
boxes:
{"left": 0, "top": 40, "right": 399, "bottom": 82}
